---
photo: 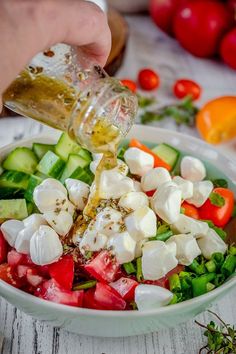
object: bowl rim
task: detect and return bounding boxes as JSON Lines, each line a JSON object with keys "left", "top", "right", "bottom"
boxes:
{"left": 0, "top": 125, "right": 235, "bottom": 318}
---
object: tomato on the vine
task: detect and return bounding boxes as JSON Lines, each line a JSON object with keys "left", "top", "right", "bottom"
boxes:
{"left": 138, "top": 68, "right": 160, "bottom": 91}
{"left": 173, "top": 79, "right": 202, "bottom": 100}
{"left": 120, "top": 79, "right": 137, "bottom": 93}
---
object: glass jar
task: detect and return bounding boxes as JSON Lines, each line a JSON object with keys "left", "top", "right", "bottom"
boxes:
{"left": 3, "top": 44, "right": 138, "bottom": 153}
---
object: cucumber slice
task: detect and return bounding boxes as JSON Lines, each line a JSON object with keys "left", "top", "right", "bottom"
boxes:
{"left": 24, "top": 175, "right": 42, "bottom": 202}
{"left": 0, "top": 170, "right": 30, "bottom": 190}
{"left": 0, "top": 199, "right": 28, "bottom": 220}
{"left": 55, "top": 133, "right": 81, "bottom": 161}
{"left": 33, "top": 143, "right": 55, "bottom": 160}
{"left": 78, "top": 149, "right": 92, "bottom": 163}
{"left": 0, "top": 188, "right": 24, "bottom": 199}
{"left": 60, "top": 154, "right": 90, "bottom": 183}
{"left": 70, "top": 166, "right": 94, "bottom": 185}
{"left": 37, "top": 151, "right": 65, "bottom": 179}
{"left": 152, "top": 143, "right": 180, "bottom": 170}
{"left": 2, "top": 147, "right": 38, "bottom": 174}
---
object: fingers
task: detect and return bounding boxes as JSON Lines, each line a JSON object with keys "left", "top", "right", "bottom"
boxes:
{"left": 37, "top": 0, "right": 111, "bottom": 67}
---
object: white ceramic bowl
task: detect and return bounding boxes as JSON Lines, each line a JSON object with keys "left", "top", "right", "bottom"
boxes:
{"left": 0, "top": 125, "right": 235, "bottom": 337}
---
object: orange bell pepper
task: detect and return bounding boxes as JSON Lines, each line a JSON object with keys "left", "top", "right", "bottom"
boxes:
{"left": 129, "top": 138, "right": 171, "bottom": 171}
{"left": 196, "top": 96, "right": 236, "bottom": 144}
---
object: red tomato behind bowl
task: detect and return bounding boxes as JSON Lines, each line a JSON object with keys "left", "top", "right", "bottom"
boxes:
{"left": 220, "top": 28, "right": 236, "bottom": 70}
{"left": 174, "top": 0, "right": 232, "bottom": 57}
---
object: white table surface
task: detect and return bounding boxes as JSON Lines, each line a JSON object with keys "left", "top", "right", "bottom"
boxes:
{"left": 0, "top": 14, "right": 236, "bottom": 354}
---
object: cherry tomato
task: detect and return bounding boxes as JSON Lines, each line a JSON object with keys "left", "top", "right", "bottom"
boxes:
{"left": 35, "top": 279, "right": 84, "bottom": 307}
{"left": 173, "top": 79, "right": 202, "bottom": 100}
{"left": 84, "top": 250, "right": 120, "bottom": 283}
{"left": 199, "top": 188, "right": 234, "bottom": 227}
{"left": 0, "top": 231, "right": 8, "bottom": 264}
{"left": 149, "top": 0, "right": 188, "bottom": 36}
{"left": 174, "top": 1, "right": 232, "bottom": 57}
{"left": 93, "top": 282, "right": 126, "bottom": 310}
{"left": 220, "top": 28, "right": 236, "bottom": 70}
{"left": 48, "top": 255, "right": 74, "bottom": 290}
{"left": 138, "top": 68, "right": 160, "bottom": 91}
{"left": 120, "top": 79, "right": 137, "bottom": 93}
{"left": 182, "top": 202, "right": 200, "bottom": 220}
{"left": 110, "top": 277, "right": 138, "bottom": 302}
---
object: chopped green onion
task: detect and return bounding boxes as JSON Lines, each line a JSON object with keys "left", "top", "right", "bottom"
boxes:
{"left": 157, "top": 224, "right": 171, "bottom": 234}
{"left": 192, "top": 273, "right": 216, "bottom": 297}
{"left": 130, "top": 301, "right": 138, "bottom": 310}
{"left": 150, "top": 230, "right": 173, "bottom": 242}
{"left": 206, "top": 282, "right": 215, "bottom": 292}
{"left": 123, "top": 262, "right": 136, "bottom": 275}
{"left": 221, "top": 255, "right": 236, "bottom": 277}
{"left": 73, "top": 280, "right": 97, "bottom": 290}
{"left": 117, "top": 146, "right": 128, "bottom": 161}
{"left": 169, "top": 293, "right": 178, "bottom": 305}
{"left": 229, "top": 245, "right": 236, "bottom": 256}
{"left": 211, "top": 253, "right": 224, "bottom": 270}
{"left": 189, "top": 259, "right": 206, "bottom": 275}
{"left": 214, "top": 274, "right": 225, "bottom": 287}
{"left": 204, "top": 220, "right": 227, "bottom": 240}
{"left": 205, "top": 260, "right": 216, "bottom": 273}
{"left": 180, "top": 276, "right": 192, "bottom": 291}
{"left": 84, "top": 251, "right": 93, "bottom": 259}
{"left": 136, "top": 257, "right": 143, "bottom": 282}
{"left": 169, "top": 274, "right": 181, "bottom": 293}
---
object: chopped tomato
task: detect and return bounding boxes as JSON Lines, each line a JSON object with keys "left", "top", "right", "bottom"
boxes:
{"left": 143, "top": 277, "right": 169, "bottom": 289}
{"left": 182, "top": 202, "right": 200, "bottom": 220}
{"left": 83, "top": 288, "right": 105, "bottom": 310}
{"left": 129, "top": 139, "right": 171, "bottom": 171}
{"left": 93, "top": 282, "right": 126, "bottom": 310}
{"left": 199, "top": 188, "right": 234, "bottom": 227}
{"left": 0, "top": 263, "right": 22, "bottom": 288}
{"left": 35, "top": 279, "right": 84, "bottom": 307}
{"left": 7, "top": 250, "right": 34, "bottom": 268}
{"left": 173, "top": 79, "right": 202, "bottom": 100}
{"left": 110, "top": 277, "right": 138, "bottom": 302}
{"left": 48, "top": 255, "right": 74, "bottom": 290}
{"left": 120, "top": 79, "right": 137, "bottom": 93}
{"left": 138, "top": 68, "right": 160, "bottom": 91}
{"left": 145, "top": 189, "right": 156, "bottom": 197}
{"left": 26, "top": 268, "right": 44, "bottom": 287}
{"left": 0, "top": 231, "right": 8, "bottom": 264}
{"left": 84, "top": 250, "right": 120, "bottom": 283}
{"left": 17, "top": 265, "right": 31, "bottom": 279}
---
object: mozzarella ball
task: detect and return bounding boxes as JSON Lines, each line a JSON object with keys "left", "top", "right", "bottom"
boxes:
{"left": 186, "top": 180, "right": 213, "bottom": 207}
{"left": 33, "top": 187, "right": 69, "bottom": 213}
{"left": 151, "top": 181, "right": 182, "bottom": 224}
{"left": 197, "top": 229, "right": 227, "bottom": 260}
{"left": 142, "top": 241, "right": 178, "bottom": 280}
{"left": 43, "top": 210, "right": 73, "bottom": 236}
{"left": 23, "top": 214, "right": 47, "bottom": 229}
{"left": 141, "top": 167, "right": 171, "bottom": 192}
{"left": 166, "top": 234, "right": 201, "bottom": 266}
{"left": 125, "top": 206, "right": 157, "bottom": 241}
{"left": 172, "top": 214, "right": 209, "bottom": 239}
{"left": 99, "top": 170, "right": 134, "bottom": 199}
{"left": 30, "top": 225, "right": 63, "bottom": 265}
{"left": 107, "top": 231, "right": 136, "bottom": 264}
{"left": 15, "top": 227, "right": 35, "bottom": 254}
{"left": 133, "top": 181, "right": 142, "bottom": 192}
{"left": 1, "top": 220, "right": 24, "bottom": 247}
{"left": 65, "top": 178, "right": 90, "bottom": 210}
{"left": 135, "top": 284, "right": 173, "bottom": 311}
{"left": 39, "top": 178, "right": 67, "bottom": 196}
{"left": 79, "top": 229, "right": 108, "bottom": 255}
{"left": 172, "top": 176, "right": 193, "bottom": 200}
{"left": 180, "top": 156, "right": 206, "bottom": 182}
{"left": 118, "top": 192, "right": 149, "bottom": 211}
{"left": 124, "top": 147, "right": 154, "bottom": 176}
{"left": 93, "top": 207, "right": 123, "bottom": 237}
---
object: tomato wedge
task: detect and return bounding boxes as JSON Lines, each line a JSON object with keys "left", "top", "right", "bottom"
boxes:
{"left": 182, "top": 202, "right": 200, "bottom": 220}
{"left": 129, "top": 139, "right": 171, "bottom": 171}
{"left": 145, "top": 189, "right": 156, "bottom": 197}
{"left": 35, "top": 279, "right": 84, "bottom": 307}
{"left": 84, "top": 250, "right": 120, "bottom": 283}
{"left": 199, "top": 188, "right": 234, "bottom": 227}
{"left": 110, "top": 277, "right": 138, "bottom": 302}
{"left": 0, "top": 263, "right": 22, "bottom": 288}
{"left": 48, "top": 255, "right": 74, "bottom": 290}
{"left": 7, "top": 249, "right": 34, "bottom": 268}
{"left": 94, "top": 282, "right": 126, "bottom": 310}
{"left": 0, "top": 231, "right": 8, "bottom": 264}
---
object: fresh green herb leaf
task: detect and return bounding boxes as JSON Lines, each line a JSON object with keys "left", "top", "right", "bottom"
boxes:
{"left": 73, "top": 280, "right": 97, "bottom": 290}
{"left": 212, "top": 178, "right": 228, "bottom": 189}
{"left": 138, "top": 95, "right": 157, "bottom": 108}
{"left": 209, "top": 192, "right": 225, "bottom": 207}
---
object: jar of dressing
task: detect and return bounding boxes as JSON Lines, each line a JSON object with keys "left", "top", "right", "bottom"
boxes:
{"left": 3, "top": 44, "right": 138, "bottom": 154}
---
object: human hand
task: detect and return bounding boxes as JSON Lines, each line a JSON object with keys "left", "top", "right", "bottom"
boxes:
{"left": 0, "top": 0, "right": 111, "bottom": 100}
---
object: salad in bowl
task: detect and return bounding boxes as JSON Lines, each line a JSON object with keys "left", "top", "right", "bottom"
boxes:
{"left": 0, "top": 127, "right": 235, "bottom": 316}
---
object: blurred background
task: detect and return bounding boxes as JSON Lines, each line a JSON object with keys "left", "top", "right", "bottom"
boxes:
{"left": 1, "top": 0, "right": 236, "bottom": 160}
